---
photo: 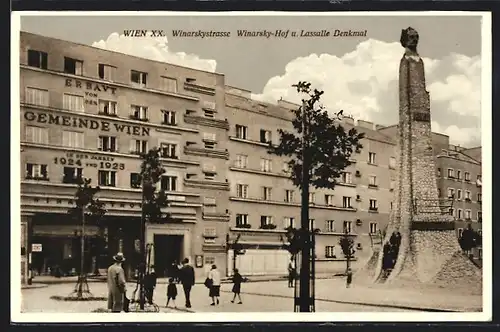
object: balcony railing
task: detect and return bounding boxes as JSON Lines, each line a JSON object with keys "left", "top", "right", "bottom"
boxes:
{"left": 25, "top": 175, "right": 50, "bottom": 181}
{"left": 235, "top": 224, "right": 251, "bottom": 229}
{"left": 369, "top": 207, "right": 379, "bottom": 212}
{"left": 62, "top": 176, "right": 82, "bottom": 184}
{"left": 129, "top": 115, "right": 149, "bottom": 122}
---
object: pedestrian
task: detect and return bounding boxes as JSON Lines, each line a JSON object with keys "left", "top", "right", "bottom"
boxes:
{"left": 144, "top": 265, "right": 157, "bottom": 305}
{"left": 107, "top": 252, "right": 127, "bottom": 312}
{"left": 230, "top": 268, "right": 243, "bottom": 304}
{"left": 208, "top": 264, "right": 221, "bottom": 306}
{"left": 287, "top": 258, "right": 296, "bottom": 288}
{"left": 179, "top": 258, "right": 195, "bottom": 308}
{"left": 346, "top": 268, "right": 353, "bottom": 288}
{"left": 166, "top": 277, "right": 178, "bottom": 308}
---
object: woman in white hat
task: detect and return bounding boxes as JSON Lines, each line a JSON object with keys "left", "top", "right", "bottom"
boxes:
{"left": 107, "top": 252, "right": 127, "bottom": 312}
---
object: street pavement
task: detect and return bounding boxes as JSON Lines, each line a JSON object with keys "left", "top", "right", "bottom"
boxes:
{"left": 21, "top": 278, "right": 426, "bottom": 314}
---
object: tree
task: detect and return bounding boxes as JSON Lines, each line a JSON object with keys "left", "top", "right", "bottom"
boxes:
{"left": 268, "top": 81, "right": 364, "bottom": 312}
{"left": 135, "top": 147, "right": 170, "bottom": 310}
{"left": 67, "top": 178, "right": 106, "bottom": 298}
{"left": 339, "top": 231, "right": 356, "bottom": 273}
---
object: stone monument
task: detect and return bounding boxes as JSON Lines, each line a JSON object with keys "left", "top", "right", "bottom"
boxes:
{"left": 356, "top": 27, "right": 481, "bottom": 294}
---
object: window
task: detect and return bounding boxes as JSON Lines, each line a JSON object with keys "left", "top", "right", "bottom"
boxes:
{"left": 368, "top": 152, "right": 376, "bottom": 164}
{"left": 447, "top": 168, "right": 454, "bottom": 178}
{"left": 25, "top": 126, "right": 49, "bottom": 144}
{"left": 369, "top": 222, "right": 378, "bottom": 234}
{"left": 285, "top": 190, "right": 294, "bottom": 203}
{"left": 325, "top": 246, "right": 336, "bottom": 258}
{"left": 262, "top": 187, "right": 272, "bottom": 200}
{"left": 160, "top": 143, "right": 177, "bottom": 159}
{"left": 25, "top": 87, "right": 49, "bottom": 106}
{"left": 235, "top": 125, "right": 248, "bottom": 139}
{"left": 27, "top": 50, "right": 48, "bottom": 69}
{"left": 237, "top": 184, "right": 249, "bottom": 198}
{"left": 309, "top": 219, "right": 315, "bottom": 230}
{"left": 98, "top": 64, "right": 116, "bottom": 81}
{"left": 369, "top": 199, "right": 378, "bottom": 211}
{"left": 457, "top": 209, "right": 463, "bottom": 219}
{"left": 389, "top": 157, "right": 396, "bottom": 169}
{"left": 131, "top": 70, "right": 147, "bottom": 87}
{"left": 204, "top": 141, "right": 216, "bottom": 149}
{"left": 465, "top": 172, "right": 471, "bottom": 181}
{"left": 341, "top": 172, "right": 352, "bottom": 184}
{"left": 98, "top": 170, "right": 116, "bottom": 187}
{"left": 342, "top": 196, "right": 352, "bottom": 208}
{"left": 369, "top": 175, "right": 377, "bottom": 187}
{"left": 457, "top": 189, "right": 462, "bottom": 200}
{"left": 161, "top": 76, "right": 177, "bottom": 93}
{"left": 437, "top": 168, "right": 441, "bottom": 177}
{"left": 63, "top": 93, "right": 84, "bottom": 112}
{"left": 162, "top": 110, "right": 177, "bottom": 125}
{"left": 204, "top": 172, "right": 216, "bottom": 180}
{"left": 260, "top": 158, "right": 272, "bottom": 172}
{"left": 465, "top": 210, "right": 471, "bottom": 220}
{"left": 390, "top": 202, "right": 393, "bottom": 210}
{"left": 456, "top": 170, "right": 462, "bottom": 180}
{"left": 236, "top": 214, "right": 249, "bottom": 227}
{"left": 62, "top": 130, "right": 84, "bottom": 148}
{"left": 309, "top": 192, "right": 316, "bottom": 204}
{"left": 203, "top": 197, "right": 217, "bottom": 213}
{"left": 449, "top": 208, "right": 455, "bottom": 217}
{"left": 131, "top": 105, "right": 148, "bottom": 121}
{"left": 203, "top": 227, "right": 217, "bottom": 243}
{"left": 284, "top": 217, "right": 295, "bottom": 229}
{"left": 235, "top": 154, "right": 248, "bottom": 168}
{"left": 64, "top": 57, "right": 83, "bottom": 75}
{"left": 98, "top": 136, "right": 117, "bottom": 152}
{"left": 25, "top": 163, "right": 48, "bottom": 180}
{"left": 204, "top": 109, "right": 216, "bottom": 118}
{"left": 458, "top": 228, "right": 463, "bottom": 238}
{"left": 161, "top": 175, "right": 178, "bottom": 191}
{"left": 343, "top": 221, "right": 352, "bottom": 233}
{"left": 325, "top": 220, "right": 335, "bottom": 232}
{"left": 447, "top": 188, "right": 455, "bottom": 198}
{"left": 325, "top": 194, "right": 334, "bottom": 206}
{"left": 130, "top": 173, "right": 141, "bottom": 188}
{"left": 98, "top": 100, "right": 117, "bottom": 115}
{"left": 260, "top": 216, "right": 273, "bottom": 227}
{"left": 130, "top": 139, "right": 148, "bottom": 154}
{"left": 438, "top": 188, "right": 441, "bottom": 197}
{"left": 465, "top": 191, "right": 471, "bottom": 200}
{"left": 477, "top": 193, "right": 482, "bottom": 202}
{"left": 63, "top": 167, "right": 83, "bottom": 184}
{"left": 477, "top": 211, "right": 482, "bottom": 222}
{"left": 260, "top": 129, "right": 272, "bottom": 144}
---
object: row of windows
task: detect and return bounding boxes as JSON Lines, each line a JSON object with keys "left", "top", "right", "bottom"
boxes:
{"left": 449, "top": 208, "right": 482, "bottom": 222}
{"left": 442, "top": 168, "right": 481, "bottom": 183}
{"left": 235, "top": 184, "right": 379, "bottom": 210}
{"left": 27, "top": 50, "right": 180, "bottom": 93}
{"left": 235, "top": 214, "right": 378, "bottom": 233}
{"left": 445, "top": 188, "right": 482, "bottom": 202}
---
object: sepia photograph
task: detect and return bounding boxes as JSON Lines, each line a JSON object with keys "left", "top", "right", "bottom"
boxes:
{"left": 11, "top": 11, "right": 491, "bottom": 322}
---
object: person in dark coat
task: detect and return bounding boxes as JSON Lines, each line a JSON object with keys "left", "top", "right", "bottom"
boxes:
{"left": 346, "top": 268, "right": 353, "bottom": 288}
{"left": 166, "top": 277, "right": 178, "bottom": 308}
{"left": 230, "top": 268, "right": 243, "bottom": 304}
{"left": 179, "top": 258, "right": 195, "bottom": 308}
{"left": 144, "top": 265, "right": 157, "bottom": 305}
{"left": 287, "top": 259, "right": 296, "bottom": 288}
{"left": 170, "top": 261, "right": 180, "bottom": 282}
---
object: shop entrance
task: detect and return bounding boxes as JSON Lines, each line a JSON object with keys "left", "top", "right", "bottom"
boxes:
{"left": 153, "top": 234, "right": 183, "bottom": 278}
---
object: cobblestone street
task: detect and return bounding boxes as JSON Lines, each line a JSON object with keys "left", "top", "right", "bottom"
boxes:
{"left": 19, "top": 278, "right": 480, "bottom": 314}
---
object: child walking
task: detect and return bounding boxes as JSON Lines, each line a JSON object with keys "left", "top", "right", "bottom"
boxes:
{"left": 166, "top": 277, "right": 178, "bottom": 308}
{"left": 230, "top": 268, "right": 243, "bottom": 304}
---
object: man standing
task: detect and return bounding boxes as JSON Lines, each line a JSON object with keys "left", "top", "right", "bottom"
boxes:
{"left": 179, "top": 258, "right": 195, "bottom": 308}
{"left": 107, "top": 252, "right": 127, "bottom": 312}
{"left": 144, "top": 265, "right": 157, "bottom": 305}
{"left": 287, "top": 258, "right": 296, "bottom": 288}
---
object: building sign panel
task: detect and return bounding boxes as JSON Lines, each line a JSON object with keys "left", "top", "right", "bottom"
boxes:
{"left": 65, "top": 78, "right": 117, "bottom": 106}
{"left": 31, "top": 243, "right": 43, "bottom": 252}
{"left": 24, "top": 111, "right": 150, "bottom": 137}
{"left": 413, "top": 112, "right": 430, "bottom": 122}
{"left": 54, "top": 152, "right": 126, "bottom": 171}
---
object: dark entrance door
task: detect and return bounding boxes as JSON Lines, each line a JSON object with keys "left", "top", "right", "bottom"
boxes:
{"left": 153, "top": 235, "right": 183, "bottom": 278}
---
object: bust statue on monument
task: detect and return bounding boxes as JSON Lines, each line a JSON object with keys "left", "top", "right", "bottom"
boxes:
{"left": 400, "top": 27, "right": 421, "bottom": 61}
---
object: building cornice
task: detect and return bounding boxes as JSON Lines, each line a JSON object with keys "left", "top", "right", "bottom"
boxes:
{"left": 229, "top": 197, "right": 358, "bottom": 212}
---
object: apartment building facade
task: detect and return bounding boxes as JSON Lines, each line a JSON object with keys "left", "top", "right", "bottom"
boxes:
{"left": 20, "top": 32, "right": 231, "bottom": 279}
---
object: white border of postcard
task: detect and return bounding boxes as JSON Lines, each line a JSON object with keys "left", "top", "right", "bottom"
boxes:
{"left": 11, "top": 11, "right": 492, "bottom": 323}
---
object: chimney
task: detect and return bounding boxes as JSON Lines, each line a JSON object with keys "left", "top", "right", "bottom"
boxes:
{"left": 342, "top": 116, "right": 354, "bottom": 125}
{"left": 357, "top": 120, "right": 375, "bottom": 130}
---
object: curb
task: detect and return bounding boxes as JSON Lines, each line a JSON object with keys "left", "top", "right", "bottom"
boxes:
{"left": 22, "top": 284, "right": 49, "bottom": 290}
{"left": 218, "top": 290, "right": 469, "bottom": 313}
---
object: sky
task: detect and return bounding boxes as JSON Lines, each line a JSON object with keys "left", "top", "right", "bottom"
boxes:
{"left": 20, "top": 14, "right": 484, "bottom": 148}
